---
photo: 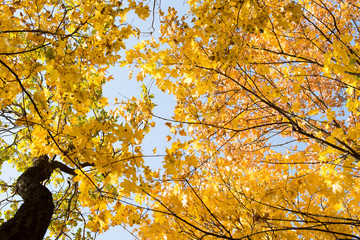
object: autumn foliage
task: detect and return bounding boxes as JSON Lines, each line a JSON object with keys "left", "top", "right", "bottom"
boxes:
{"left": 126, "top": 0, "right": 360, "bottom": 239}
{"left": 1, "top": 0, "right": 360, "bottom": 239}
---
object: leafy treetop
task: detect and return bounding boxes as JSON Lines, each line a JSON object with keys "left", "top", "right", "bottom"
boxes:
{"left": 124, "top": 0, "right": 360, "bottom": 239}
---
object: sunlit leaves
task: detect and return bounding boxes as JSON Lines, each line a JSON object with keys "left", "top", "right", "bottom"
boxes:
{"left": 3, "top": 0, "right": 360, "bottom": 238}
{"left": 124, "top": 0, "right": 360, "bottom": 239}
{"left": 0, "top": 0, "right": 157, "bottom": 238}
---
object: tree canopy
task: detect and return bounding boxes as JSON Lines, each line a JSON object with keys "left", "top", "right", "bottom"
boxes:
{"left": 1, "top": 0, "right": 360, "bottom": 239}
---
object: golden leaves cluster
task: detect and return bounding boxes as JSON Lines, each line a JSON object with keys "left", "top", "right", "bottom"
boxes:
{"left": 0, "top": 0, "right": 153, "bottom": 238}
{"left": 125, "top": 0, "right": 360, "bottom": 239}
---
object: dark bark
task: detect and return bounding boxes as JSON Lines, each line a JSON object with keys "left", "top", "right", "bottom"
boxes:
{"left": 0, "top": 155, "right": 54, "bottom": 240}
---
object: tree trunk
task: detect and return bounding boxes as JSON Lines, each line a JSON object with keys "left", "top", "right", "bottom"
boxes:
{"left": 0, "top": 155, "right": 54, "bottom": 240}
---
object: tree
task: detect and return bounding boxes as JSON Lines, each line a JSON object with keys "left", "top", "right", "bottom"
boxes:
{"left": 0, "top": 0, "right": 154, "bottom": 239}
{"left": 124, "top": 0, "right": 360, "bottom": 239}
{"left": 3, "top": 0, "right": 360, "bottom": 239}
